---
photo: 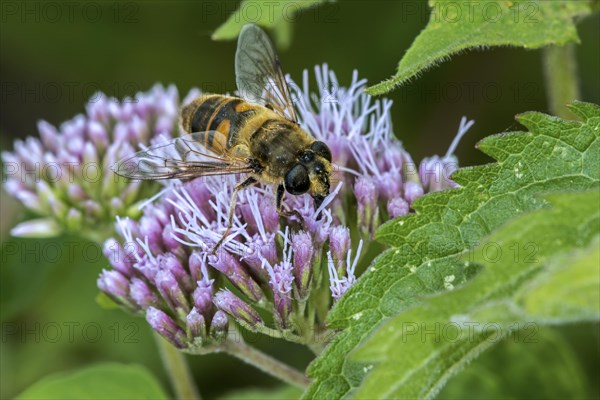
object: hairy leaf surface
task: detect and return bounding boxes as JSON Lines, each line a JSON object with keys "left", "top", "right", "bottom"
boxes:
{"left": 366, "top": 1, "right": 590, "bottom": 95}
{"left": 304, "top": 103, "right": 600, "bottom": 399}
{"left": 212, "top": 0, "right": 331, "bottom": 49}
{"left": 352, "top": 190, "right": 600, "bottom": 399}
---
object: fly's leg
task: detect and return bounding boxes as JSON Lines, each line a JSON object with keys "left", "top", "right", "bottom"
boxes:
{"left": 211, "top": 177, "right": 258, "bottom": 253}
{"left": 276, "top": 184, "right": 305, "bottom": 228}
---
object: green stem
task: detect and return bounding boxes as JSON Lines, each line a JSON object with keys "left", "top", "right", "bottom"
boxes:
{"left": 307, "top": 327, "right": 330, "bottom": 355}
{"left": 154, "top": 333, "right": 201, "bottom": 400}
{"left": 252, "top": 324, "right": 305, "bottom": 343}
{"left": 222, "top": 337, "right": 311, "bottom": 389}
{"left": 306, "top": 300, "right": 316, "bottom": 340}
{"left": 542, "top": 44, "right": 580, "bottom": 118}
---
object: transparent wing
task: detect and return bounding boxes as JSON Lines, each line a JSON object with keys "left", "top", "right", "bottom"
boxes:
{"left": 112, "top": 132, "right": 252, "bottom": 180}
{"left": 235, "top": 24, "right": 298, "bottom": 124}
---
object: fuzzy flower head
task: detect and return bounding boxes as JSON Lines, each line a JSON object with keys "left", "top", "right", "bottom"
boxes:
{"left": 93, "top": 66, "right": 472, "bottom": 348}
{"left": 261, "top": 228, "right": 296, "bottom": 329}
{"left": 328, "top": 239, "right": 363, "bottom": 301}
{"left": 99, "top": 175, "right": 331, "bottom": 348}
{"left": 291, "top": 66, "right": 473, "bottom": 236}
{"left": 2, "top": 85, "right": 191, "bottom": 240}
{"left": 419, "top": 116, "right": 474, "bottom": 193}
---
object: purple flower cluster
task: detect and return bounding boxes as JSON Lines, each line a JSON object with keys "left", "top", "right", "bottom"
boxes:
{"left": 97, "top": 67, "right": 472, "bottom": 348}
{"left": 2, "top": 85, "right": 190, "bottom": 239}
{"left": 1, "top": 62, "right": 472, "bottom": 348}
{"left": 99, "top": 175, "right": 356, "bottom": 348}
{"left": 99, "top": 196, "right": 227, "bottom": 349}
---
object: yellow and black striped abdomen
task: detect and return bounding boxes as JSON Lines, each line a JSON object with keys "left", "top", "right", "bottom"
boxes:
{"left": 180, "top": 94, "right": 258, "bottom": 153}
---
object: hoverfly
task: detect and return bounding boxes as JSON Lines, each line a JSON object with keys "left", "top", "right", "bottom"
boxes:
{"left": 113, "top": 24, "right": 333, "bottom": 250}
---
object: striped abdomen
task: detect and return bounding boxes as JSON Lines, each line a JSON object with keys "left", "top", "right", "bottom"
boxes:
{"left": 180, "top": 94, "right": 258, "bottom": 153}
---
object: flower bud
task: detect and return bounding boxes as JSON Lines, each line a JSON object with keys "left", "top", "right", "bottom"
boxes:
{"left": 10, "top": 218, "right": 62, "bottom": 238}
{"left": 84, "top": 200, "right": 103, "bottom": 219}
{"left": 354, "top": 176, "right": 379, "bottom": 235}
{"left": 86, "top": 94, "right": 110, "bottom": 122}
{"left": 387, "top": 197, "right": 409, "bottom": 218}
{"left": 354, "top": 176, "right": 378, "bottom": 209}
{"left": 376, "top": 170, "right": 402, "bottom": 201}
{"left": 103, "top": 238, "right": 134, "bottom": 276}
{"left": 37, "top": 120, "right": 59, "bottom": 152}
{"left": 98, "top": 269, "right": 131, "bottom": 304}
{"left": 146, "top": 307, "right": 185, "bottom": 348}
{"left": 418, "top": 116, "right": 471, "bottom": 193}
{"left": 253, "top": 236, "right": 279, "bottom": 269}
{"left": 186, "top": 308, "right": 207, "bottom": 343}
{"left": 15, "top": 191, "right": 44, "bottom": 214}
{"left": 329, "top": 226, "right": 350, "bottom": 266}
{"left": 129, "top": 277, "right": 158, "bottom": 309}
{"left": 210, "top": 310, "right": 229, "bottom": 341}
{"left": 273, "top": 292, "right": 292, "bottom": 330}
{"left": 291, "top": 231, "right": 314, "bottom": 299}
{"left": 158, "top": 254, "right": 192, "bottom": 292}
{"left": 87, "top": 120, "right": 108, "bottom": 150}
{"left": 35, "top": 181, "right": 55, "bottom": 211}
{"left": 403, "top": 181, "right": 424, "bottom": 205}
{"left": 67, "top": 184, "right": 87, "bottom": 202}
{"left": 129, "top": 115, "right": 149, "bottom": 141}
{"left": 263, "top": 255, "right": 294, "bottom": 330}
{"left": 155, "top": 269, "right": 190, "bottom": 314}
{"left": 420, "top": 155, "right": 460, "bottom": 192}
{"left": 236, "top": 241, "right": 270, "bottom": 280}
{"left": 82, "top": 141, "right": 98, "bottom": 166}
{"left": 65, "top": 208, "right": 83, "bottom": 232}
{"left": 49, "top": 197, "right": 67, "bottom": 220}
{"left": 3, "top": 179, "right": 25, "bottom": 197}
{"left": 134, "top": 257, "right": 158, "bottom": 282}
{"left": 67, "top": 137, "right": 85, "bottom": 158}
{"left": 214, "top": 289, "right": 263, "bottom": 331}
{"left": 193, "top": 280, "right": 214, "bottom": 316}
{"left": 208, "top": 252, "right": 263, "bottom": 302}
{"left": 139, "top": 216, "right": 164, "bottom": 253}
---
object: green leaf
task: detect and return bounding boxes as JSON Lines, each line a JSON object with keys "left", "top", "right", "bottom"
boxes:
{"left": 212, "top": 0, "right": 330, "bottom": 49}
{"left": 366, "top": 1, "right": 591, "bottom": 95}
{"left": 16, "top": 363, "right": 168, "bottom": 400}
{"left": 351, "top": 190, "right": 600, "bottom": 399}
{"left": 438, "top": 328, "right": 591, "bottom": 399}
{"left": 510, "top": 235, "right": 600, "bottom": 323}
{"left": 303, "top": 103, "right": 600, "bottom": 399}
{"left": 221, "top": 385, "right": 302, "bottom": 400}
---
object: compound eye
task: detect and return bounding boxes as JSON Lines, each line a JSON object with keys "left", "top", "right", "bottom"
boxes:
{"left": 284, "top": 164, "right": 310, "bottom": 195}
{"left": 310, "top": 141, "right": 332, "bottom": 162}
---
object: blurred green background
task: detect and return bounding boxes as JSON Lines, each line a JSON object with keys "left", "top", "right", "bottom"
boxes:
{"left": 1, "top": 1, "right": 599, "bottom": 398}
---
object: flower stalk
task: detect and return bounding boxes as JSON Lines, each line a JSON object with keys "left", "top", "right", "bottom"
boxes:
{"left": 220, "top": 336, "right": 311, "bottom": 389}
{"left": 154, "top": 326, "right": 202, "bottom": 400}
{"left": 542, "top": 44, "right": 580, "bottom": 119}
